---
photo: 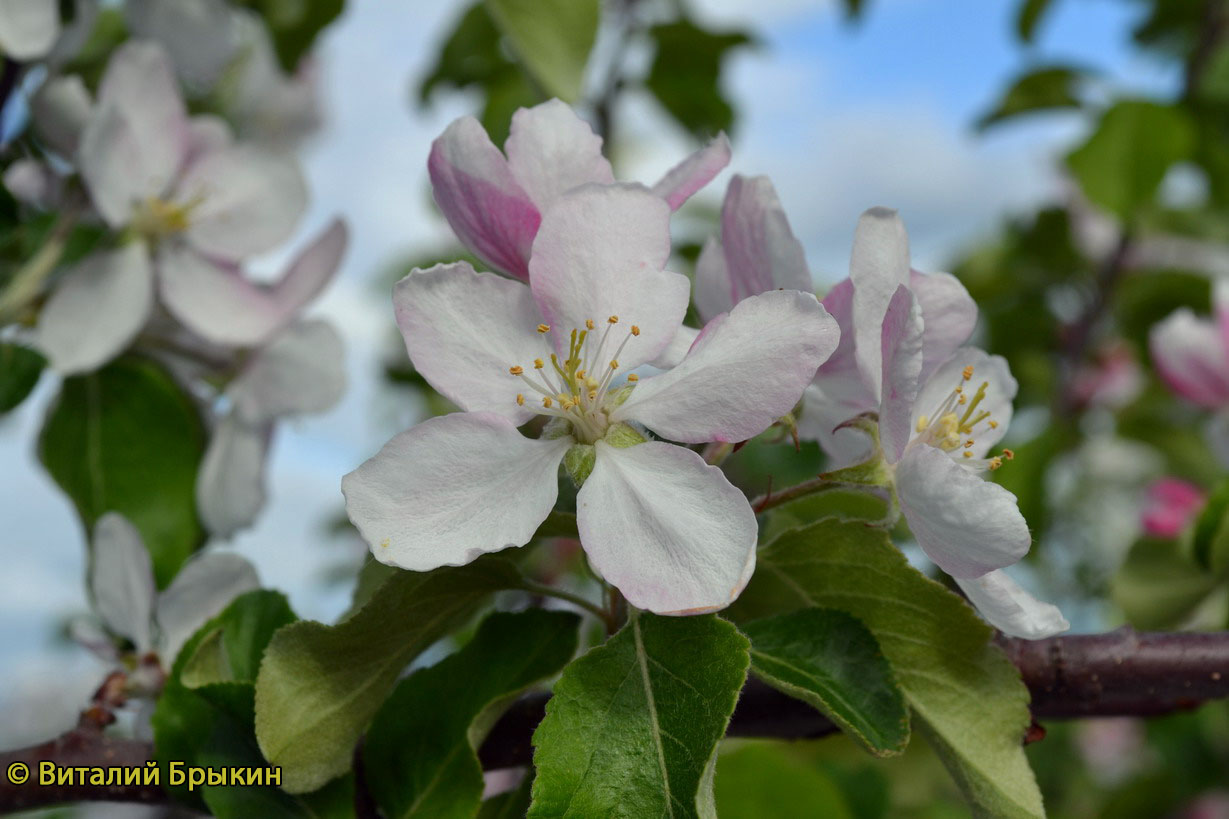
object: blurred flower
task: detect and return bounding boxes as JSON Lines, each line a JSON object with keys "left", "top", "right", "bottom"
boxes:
{"left": 0, "top": 0, "right": 59, "bottom": 61}
{"left": 125, "top": 0, "right": 238, "bottom": 92}
{"left": 428, "top": 98, "right": 729, "bottom": 281}
{"left": 1074, "top": 718, "right": 1146, "bottom": 786}
{"left": 1069, "top": 342, "right": 1144, "bottom": 410}
{"left": 1141, "top": 477, "right": 1206, "bottom": 539}
{"left": 343, "top": 184, "right": 838, "bottom": 614}
{"left": 1150, "top": 280, "right": 1229, "bottom": 408}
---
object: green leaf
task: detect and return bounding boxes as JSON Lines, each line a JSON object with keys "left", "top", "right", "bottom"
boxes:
{"left": 485, "top": 0, "right": 599, "bottom": 103}
{"left": 976, "top": 65, "right": 1087, "bottom": 131}
{"left": 1190, "top": 479, "right": 1229, "bottom": 574}
{"left": 365, "top": 609, "right": 579, "bottom": 818}
{"left": 254, "top": 557, "right": 524, "bottom": 793}
{"left": 715, "top": 743, "right": 854, "bottom": 819}
{"left": 0, "top": 343, "right": 44, "bottom": 413}
{"left": 234, "top": 0, "right": 344, "bottom": 72}
{"left": 1015, "top": 0, "right": 1055, "bottom": 43}
{"left": 1112, "top": 537, "right": 1221, "bottom": 628}
{"left": 1067, "top": 100, "right": 1196, "bottom": 221}
{"left": 528, "top": 613, "right": 750, "bottom": 818}
{"left": 741, "top": 608, "right": 909, "bottom": 756}
{"left": 38, "top": 356, "right": 206, "bottom": 587}
{"left": 762, "top": 487, "right": 891, "bottom": 541}
{"left": 646, "top": 19, "right": 753, "bottom": 138}
{"left": 177, "top": 590, "right": 298, "bottom": 684}
{"left": 728, "top": 519, "right": 1044, "bottom": 819}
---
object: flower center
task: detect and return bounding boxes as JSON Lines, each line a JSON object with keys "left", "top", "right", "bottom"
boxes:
{"left": 508, "top": 315, "right": 642, "bottom": 444}
{"left": 913, "top": 364, "right": 1014, "bottom": 471}
{"left": 131, "top": 196, "right": 199, "bottom": 239}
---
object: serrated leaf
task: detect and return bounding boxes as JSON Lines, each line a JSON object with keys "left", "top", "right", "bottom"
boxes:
{"left": 646, "top": 19, "right": 752, "bottom": 139}
{"left": 365, "top": 609, "right": 579, "bottom": 818}
{"left": 728, "top": 519, "right": 1044, "bottom": 819}
{"left": 528, "top": 612, "right": 749, "bottom": 818}
{"left": 976, "top": 65, "right": 1087, "bottom": 131}
{"left": 485, "top": 0, "right": 598, "bottom": 103}
{"left": 715, "top": 743, "right": 854, "bottom": 818}
{"left": 38, "top": 356, "right": 207, "bottom": 587}
{"left": 255, "top": 557, "right": 525, "bottom": 793}
{"left": 741, "top": 608, "right": 909, "bottom": 756}
{"left": 0, "top": 343, "right": 44, "bottom": 413}
{"left": 1067, "top": 100, "right": 1195, "bottom": 221}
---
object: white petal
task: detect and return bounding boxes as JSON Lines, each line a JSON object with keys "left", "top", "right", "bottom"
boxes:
{"left": 650, "top": 132, "right": 731, "bottom": 211}
{"left": 229, "top": 319, "right": 345, "bottom": 424}
{"left": 37, "top": 243, "right": 154, "bottom": 374}
{"left": 504, "top": 99, "right": 614, "bottom": 210}
{"left": 394, "top": 262, "right": 546, "bottom": 423}
{"left": 179, "top": 145, "right": 306, "bottom": 259}
{"left": 955, "top": 570, "right": 1069, "bottom": 639}
{"left": 3, "top": 158, "right": 59, "bottom": 208}
{"left": 1150, "top": 308, "right": 1229, "bottom": 407}
{"left": 155, "top": 550, "right": 260, "bottom": 661}
{"left": 614, "top": 290, "right": 838, "bottom": 443}
{"left": 719, "top": 175, "right": 812, "bottom": 301}
{"left": 342, "top": 412, "right": 570, "bottom": 571}
{"left": 0, "top": 0, "right": 59, "bottom": 60}
{"left": 125, "top": 0, "right": 238, "bottom": 91}
{"left": 896, "top": 444, "right": 1031, "bottom": 578}
{"left": 529, "top": 184, "right": 690, "bottom": 370}
{"left": 90, "top": 513, "right": 155, "bottom": 651}
{"left": 197, "top": 415, "right": 270, "bottom": 538}
{"left": 579, "top": 441, "right": 757, "bottom": 615}
{"left": 648, "top": 324, "right": 699, "bottom": 369}
{"left": 911, "top": 270, "right": 977, "bottom": 382}
{"left": 185, "top": 114, "right": 234, "bottom": 162}
{"left": 878, "top": 285, "right": 923, "bottom": 463}
{"left": 693, "top": 235, "right": 733, "bottom": 324}
{"left": 77, "top": 104, "right": 147, "bottom": 227}
{"left": 850, "top": 207, "right": 910, "bottom": 398}
{"left": 30, "top": 74, "right": 92, "bottom": 157}
{"left": 912, "top": 347, "right": 1016, "bottom": 458}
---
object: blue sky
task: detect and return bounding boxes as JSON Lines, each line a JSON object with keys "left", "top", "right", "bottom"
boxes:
{"left": 0, "top": 0, "right": 1177, "bottom": 746}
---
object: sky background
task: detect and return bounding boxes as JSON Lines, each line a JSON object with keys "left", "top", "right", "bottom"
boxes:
{"left": 0, "top": 0, "right": 1178, "bottom": 748}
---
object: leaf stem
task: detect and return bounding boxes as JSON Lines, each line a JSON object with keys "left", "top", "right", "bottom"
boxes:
{"left": 750, "top": 474, "right": 847, "bottom": 514}
{"left": 0, "top": 207, "right": 79, "bottom": 323}
{"left": 521, "top": 581, "right": 614, "bottom": 631}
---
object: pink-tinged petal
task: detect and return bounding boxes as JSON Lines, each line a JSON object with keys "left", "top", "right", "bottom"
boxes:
{"left": 614, "top": 289, "right": 838, "bottom": 443}
{"left": 125, "top": 0, "right": 238, "bottom": 92}
{"left": 77, "top": 105, "right": 147, "bottom": 227}
{"left": 1150, "top": 309, "right": 1229, "bottom": 407}
{"left": 694, "top": 235, "right": 733, "bottom": 324}
{"left": 0, "top": 0, "right": 59, "bottom": 60}
{"left": 1141, "top": 477, "right": 1206, "bottom": 539}
{"left": 529, "top": 184, "right": 690, "bottom": 369}
{"left": 648, "top": 324, "right": 700, "bottom": 369}
{"left": 429, "top": 115, "right": 540, "bottom": 280}
{"left": 90, "top": 513, "right": 155, "bottom": 651}
{"left": 196, "top": 415, "right": 271, "bottom": 538}
{"left": 230, "top": 319, "right": 344, "bottom": 424}
{"left": 913, "top": 347, "right": 1016, "bottom": 458}
{"left": 179, "top": 145, "right": 306, "bottom": 259}
{"left": 185, "top": 114, "right": 234, "bottom": 163}
{"left": 394, "top": 262, "right": 547, "bottom": 423}
{"left": 579, "top": 441, "right": 757, "bottom": 614}
{"left": 850, "top": 207, "right": 911, "bottom": 397}
{"left": 3, "top": 158, "right": 60, "bottom": 208}
{"left": 342, "top": 412, "right": 570, "bottom": 571}
{"left": 1215, "top": 279, "right": 1229, "bottom": 359}
{"left": 267, "top": 217, "right": 348, "bottom": 317}
{"left": 879, "top": 285, "right": 924, "bottom": 463}
{"left": 30, "top": 74, "right": 91, "bottom": 157}
{"left": 714, "top": 175, "right": 811, "bottom": 317}
{"left": 955, "top": 570, "right": 1069, "bottom": 639}
{"left": 37, "top": 243, "right": 154, "bottom": 374}
{"left": 155, "top": 550, "right": 259, "bottom": 661}
{"left": 650, "top": 132, "right": 731, "bottom": 211}
{"left": 95, "top": 41, "right": 189, "bottom": 195}
{"left": 911, "top": 270, "right": 977, "bottom": 382}
{"left": 504, "top": 99, "right": 614, "bottom": 210}
{"left": 896, "top": 444, "right": 1031, "bottom": 578}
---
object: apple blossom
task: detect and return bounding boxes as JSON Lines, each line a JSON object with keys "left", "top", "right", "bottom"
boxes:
{"left": 1141, "top": 477, "right": 1206, "bottom": 539}
{"left": 428, "top": 98, "right": 730, "bottom": 281}
{"left": 343, "top": 184, "right": 838, "bottom": 615}
{"left": 0, "top": 0, "right": 59, "bottom": 61}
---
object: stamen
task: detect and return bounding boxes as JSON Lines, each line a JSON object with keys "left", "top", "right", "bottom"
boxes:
{"left": 627, "top": 374, "right": 639, "bottom": 382}
{"left": 962, "top": 365, "right": 974, "bottom": 381}
{"left": 585, "top": 319, "right": 595, "bottom": 330}
{"left": 576, "top": 369, "right": 586, "bottom": 380}
{"left": 963, "top": 451, "right": 973, "bottom": 458}
{"left": 509, "top": 365, "right": 524, "bottom": 376}
{"left": 609, "top": 360, "right": 619, "bottom": 370}
{"left": 542, "top": 396, "right": 553, "bottom": 408}
{"left": 989, "top": 456, "right": 1003, "bottom": 470}
{"left": 631, "top": 325, "right": 640, "bottom": 336}
{"left": 1003, "top": 448, "right": 1015, "bottom": 460}
{"left": 964, "top": 440, "right": 974, "bottom": 448}
{"left": 958, "top": 394, "right": 967, "bottom": 404}
{"left": 607, "top": 315, "right": 619, "bottom": 324}
{"left": 989, "top": 420, "right": 999, "bottom": 429}
{"left": 960, "top": 381, "right": 989, "bottom": 427}
{"left": 916, "top": 415, "right": 929, "bottom": 433}
{"left": 537, "top": 324, "right": 550, "bottom": 334}
{"left": 534, "top": 358, "right": 544, "bottom": 369}
{"left": 516, "top": 393, "right": 525, "bottom": 406}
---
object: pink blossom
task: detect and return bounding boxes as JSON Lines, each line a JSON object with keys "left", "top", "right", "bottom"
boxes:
{"left": 1141, "top": 477, "right": 1206, "bottom": 539}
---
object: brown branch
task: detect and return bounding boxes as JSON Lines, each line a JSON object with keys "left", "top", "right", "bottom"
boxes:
{"left": 3, "top": 628, "right": 1228, "bottom": 810}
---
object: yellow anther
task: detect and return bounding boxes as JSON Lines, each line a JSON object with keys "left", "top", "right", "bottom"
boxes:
{"left": 537, "top": 324, "right": 550, "bottom": 334}
{"left": 516, "top": 393, "right": 525, "bottom": 406}
{"left": 607, "top": 315, "right": 619, "bottom": 324}
{"left": 958, "top": 394, "right": 967, "bottom": 404}
{"left": 576, "top": 369, "right": 586, "bottom": 380}
{"left": 988, "top": 420, "right": 999, "bottom": 429}
{"left": 1003, "top": 448, "right": 1015, "bottom": 461}
{"left": 585, "top": 319, "right": 595, "bottom": 330}
{"left": 542, "top": 396, "right": 553, "bottom": 408}
{"left": 509, "top": 365, "right": 524, "bottom": 376}
{"left": 963, "top": 451, "right": 973, "bottom": 458}
{"left": 989, "top": 456, "right": 1003, "bottom": 471}
{"left": 964, "top": 440, "right": 975, "bottom": 448}
{"left": 631, "top": 325, "right": 641, "bottom": 336}
{"left": 962, "top": 365, "right": 974, "bottom": 381}
{"left": 955, "top": 386, "right": 963, "bottom": 393}
{"left": 588, "top": 390, "right": 597, "bottom": 400}
{"left": 609, "top": 359, "right": 619, "bottom": 370}
{"left": 627, "top": 373, "right": 639, "bottom": 382}
{"left": 585, "top": 377, "right": 599, "bottom": 389}
{"left": 916, "top": 415, "right": 929, "bottom": 433}
{"left": 534, "top": 358, "right": 544, "bottom": 369}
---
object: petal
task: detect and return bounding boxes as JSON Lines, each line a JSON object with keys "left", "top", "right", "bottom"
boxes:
{"left": 614, "top": 289, "right": 838, "bottom": 443}
{"left": 578, "top": 441, "right": 757, "bottom": 614}
{"left": 30, "top": 74, "right": 92, "bottom": 157}
{"left": 648, "top": 324, "right": 699, "bottom": 369}
{"left": 267, "top": 217, "right": 348, "bottom": 319}
{"left": 529, "top": 184, "right": 690, "bottom": 369}
{"left": 693, "top": 235, "right": 733, "bottom": 324}
{"left": 896, "top": 444, "right": 1031, "bottom": 578}
{"left": 504, "top": 99, "right": 614, "bottom": 210}
{"left": 185, "top": 114, "right": 234, "bottom": 163}
{"left": 796, "top": 381, "right": 876, "bottom": 465}
{"left": 95, "top": 41, "right": 189, "bottom": 195}
{"left": 229, "top": 319, "right": 345, "bottom": 423}
{"left": 3, "top": 158, "right": 60, "bottom": 208}
{"left": 1141, "top": 477, "right": 1206, "bottom": 539}
{"left": 179, "top": 145, "right": 306, "bottom": 259}
{"left": 428, "top": 115, "right": 539, "bottom": 280}
{"left": 125, "top": 0, "right": 238, "bottom": 92}
{"left": 90, "top": 512, "right": 155, "bottom": 651}
{"left": 717, "top": 174, "right": 812, "bottom": 308}
{"left": 954, "top": 570, "right": 1069, "bottom": 639}
{"left": 879, "top": 285, "right": 924, "bottom": 463}
{"left": 342, "top": 412, "right": 570, "bottom": 571}
{"left": 911, "top": 270, "right": 977, "bottom": 382}
{"left": 913, "top": 347, "right": 1016, "bottom": 458}
{"left": 77, "top": 104, "right": 147, "bottom": 227}
{"left": 393, "top": 261, "right": 546, "bottom": 423}
{"left": 0, "top": 0, "right": 59, "bottom": 60}
{"left": 155, "top": 550, "right": 260, "bottom": 661}
{"left": 1150, "top": 308, "right": 1229, "bottom": 407}
{"left": 650, "top": 132, "right": 731, "bottom": 211}
{"left": 37, "top": 243, "right": 154, "bottom": 374}
{"left": 850, "top": 207, "right": 911, "bottom": 397}
{"left": 196, "top": 415, "right": 270, "bottom": 538}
